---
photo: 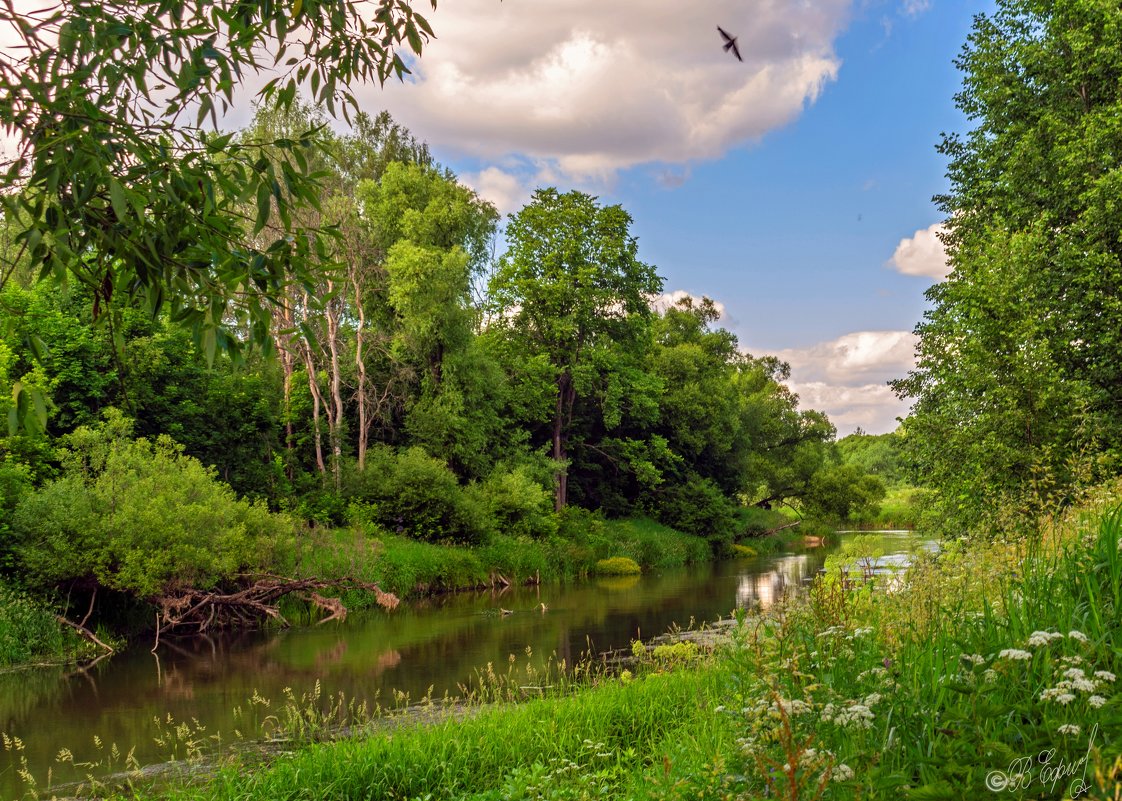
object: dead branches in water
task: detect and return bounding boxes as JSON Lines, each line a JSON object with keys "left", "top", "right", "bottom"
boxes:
{"left": 152, "top": 576, "right": 399, "bottom": 640}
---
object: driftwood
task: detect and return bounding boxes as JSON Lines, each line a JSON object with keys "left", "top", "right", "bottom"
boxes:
{"left": 763, "top": 520, "right": 801, "bottom": 536}
{"left": 151, "top": 576, "right": 399, "bottom": 640}
{"left": 55, "top": 613, "right": 116, "bottom": 653}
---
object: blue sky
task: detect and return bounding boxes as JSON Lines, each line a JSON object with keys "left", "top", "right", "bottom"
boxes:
{"left": 362, "top": 0, "right": 995, "bottom": 433}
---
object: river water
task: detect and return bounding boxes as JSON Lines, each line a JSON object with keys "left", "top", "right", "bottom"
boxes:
{"left": 0, "top": 531, "right": 928, "bottom": 797}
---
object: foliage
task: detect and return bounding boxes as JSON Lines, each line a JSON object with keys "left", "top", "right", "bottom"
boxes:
{"left": 718, "top": 496, "right": 1122, "bottom": 799}
{"left": 0, "top": 0, "right": 437, "bottom": 368}
{"left": 10, "top": 411, "right": 292, "bottom": 597}
{"left": 894, "top": 0, "right": 1122, "bottom": 531}
{"left": 343, "top": 447, "right": 489, "bottom": 544}
{"left": 0, "top": 584, "right": 85, "bottom": 666}
{"left": 594, "top": 557, "right": 642, "bottom": 576}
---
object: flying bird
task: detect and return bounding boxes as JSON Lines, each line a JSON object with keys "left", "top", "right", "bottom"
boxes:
{"left": 717, "top": 26, "right": 742, "bottom": 62}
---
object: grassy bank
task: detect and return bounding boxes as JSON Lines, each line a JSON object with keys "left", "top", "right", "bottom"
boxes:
{"left": 102, "top": 489, "right": 1122, "bottom": 801}
{"left": 0, "top": 584, "right": 97, "bottom": 668}
{"left": 290, "top": 516, "right": 712, "bottom": 608}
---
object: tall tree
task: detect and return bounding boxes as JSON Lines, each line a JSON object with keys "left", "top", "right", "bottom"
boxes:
{"left": 488, "top": 189, "right": 663, "bottom": 510}
{"left": 0, "top": 0, "right": 435, "bottom": 371}
{"left": 893, "top": 0, "right": 1122, "bottom": 528}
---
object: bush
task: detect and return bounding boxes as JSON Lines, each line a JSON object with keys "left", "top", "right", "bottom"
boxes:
{"left": 595, "top": 556, "right": 642, "bottom": 576}
{"left": 656, "top": 474, "right": 738, "bottom": 546}
{"left": 344, "top": 447, "right": 489, "bottom": 544}
{"left": 0, "top": 584, "right": 76, "bottom": 666}
{"left": 468, "top": 466, "right": 558, "bottom": 540}
{"left": 11, "top": 412, "right": 294, "bottom": 598}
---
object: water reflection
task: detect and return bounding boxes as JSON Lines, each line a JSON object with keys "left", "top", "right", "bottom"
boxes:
{"left": 0, "top": 531, "right": 930, "bottom": 797}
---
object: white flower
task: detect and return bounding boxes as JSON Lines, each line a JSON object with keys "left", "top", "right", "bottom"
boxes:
{"left": 831, "top": 763, "right": 855, "bottom": 782}
{"left": 1067, "top": 630, "right": 1088, "bottom": 643}
{"left": 1027, "top": 631, "right": 1063, "bottom": 648}
{"left": 1055, "top": 693, "right": 1076, "bottom": 705}
{"left": 1094, "top": 671, "right": 1116, "bottom": 683}
{"left": 1072, "top": 677, "right": 1098, "bottom": 693}
{"left": 770, "top": 698, "right": 812, "bottom": 717}
{"left": 983, "top": 669, "right": 999, "bottom": 684}
{"left": 1089, "top": 695, "right": 1107, "bottom": 709}
{"left": 999, "top": 649, "right": 1033, "bottom": 661}
{"left": 1062, "top": 667, "right": 1086, "bottom": 681}
{"left": 863, "top": 693, "right": 883, "bottom": 707}
{"left": 1057, "top": 724, "right": 1081, "bottom": 736}
{"left": 1061, "top": 655, "right": 1085, "bottom": 666}
{"left": 960, "top": 654, "right": 985, "bottom": 666}
{"left": 832, "top": 704, "right": 875, "bottom": 730}
{"left": 853, "top": 627, "right": 873, "bottom": 638}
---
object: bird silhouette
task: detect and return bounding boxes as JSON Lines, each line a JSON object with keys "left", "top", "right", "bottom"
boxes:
{"left": 717, "top": 26, "right": 742, "bottom": 62}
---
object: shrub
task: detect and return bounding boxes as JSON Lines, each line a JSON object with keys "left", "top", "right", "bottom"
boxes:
{"left": 595, "top": 556, "right": 642, "bottom": 576}
{"left": 656, "top": 474, "right": 738, "bottom": 546}
{"left": 468, "top": 466, "right": 558, "bottom": 540}
{"left": 344, "top": 447, "right": 489, "bottom": 544}
{"left": 732, "top": 544, "right": 758, "bottom": 558}
{"left": 11, "top": 412, "right": 294, "bottom": 598}
{"left": 0, "top": 584, "right": 75, "bottom": 666}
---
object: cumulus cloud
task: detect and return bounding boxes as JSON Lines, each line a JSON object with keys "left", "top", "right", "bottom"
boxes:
{"left": 756, "top": 330, "right": 917, "bottom": 435}
{"left": 888, "top": 222, "right": 950, "bottom": 280}
{"left": 650, "top": 290, "right": 728, "bottom": 321}
{"left": 461, "top": 166, "right": 534, "bottom": 214}
{"left": 369, "top": 0, "right": 849, "bottom": 182}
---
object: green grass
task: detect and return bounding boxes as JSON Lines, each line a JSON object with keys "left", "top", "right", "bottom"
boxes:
{"left": 287, "top": 516, "right": 711, "bottom": 611}
{"left": 142, "top": 665, "right": 733, "bottom": 801}
{"left": 717, "top": 497, "right": 1122, "bottom": 799}
{"left": 0, "top": 584, "right": 92, "bottom": 667}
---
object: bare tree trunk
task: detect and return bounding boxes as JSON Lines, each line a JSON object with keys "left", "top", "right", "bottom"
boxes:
{"left": 300, "top": 292, "right": 327, "bottom": 476}
{"left": 275, "top": 293, "right": 297, "bottom": 478}
{"left": 324, "top": 281, "right": 345, "bottom": 488}
{"left": 352, "top": 272, "right": 369, "bottom": 470}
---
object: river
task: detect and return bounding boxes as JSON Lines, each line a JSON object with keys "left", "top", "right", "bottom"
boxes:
{"left": 0, "top": 531, "right": 929, "bottom": 798}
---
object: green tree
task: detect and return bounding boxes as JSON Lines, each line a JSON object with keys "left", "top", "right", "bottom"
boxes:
{"left": 0, "top": 0, "right": 436, "bottom": 367}
{"left": 893, "top": 0, "right": 1122, "bottom": 529}
{"left": 488, "top": 189, "right": 663, "bottom": 510}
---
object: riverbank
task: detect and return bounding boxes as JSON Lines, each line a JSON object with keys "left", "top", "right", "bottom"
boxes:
{"left": 79, "top": 490, "right": 1122, "bottom": 800}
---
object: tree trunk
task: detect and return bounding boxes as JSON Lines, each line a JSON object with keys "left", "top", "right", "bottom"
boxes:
{"left": 352, "top": 273, "right": 369, "bottom": 471}
{"left": 553, "top": 371, "right": 574, "bottom": 511}
{"left": 324, "top": 282, "right": 345, "bottom": 488}
{"left": 300, "top": 292, "right": 327, "bottom": 476}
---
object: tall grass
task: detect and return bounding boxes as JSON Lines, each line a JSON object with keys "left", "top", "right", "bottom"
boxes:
{"left": 0, "top": 584, "right": 87, "bottom": 667}
{"left": 716, "top": 497, "right": 1122, "bottom": 799}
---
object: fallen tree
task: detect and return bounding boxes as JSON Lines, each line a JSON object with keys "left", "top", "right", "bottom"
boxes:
{"left": 151, "top": 576, "right": 400, "bottom": 644}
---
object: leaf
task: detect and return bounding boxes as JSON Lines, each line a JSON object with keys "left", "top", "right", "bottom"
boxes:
{"left": 254, "top": 181, "right": 271, "bottom": 233}
{"left": 109, "top": 179, "right": 129, "bottom": 222}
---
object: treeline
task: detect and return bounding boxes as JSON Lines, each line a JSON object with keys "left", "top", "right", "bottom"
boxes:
{"left": 893, "top": 0, "right": 1122, "bottom": 533}
{"left": 0, "top": 106, "right": 882, "bottom": 638}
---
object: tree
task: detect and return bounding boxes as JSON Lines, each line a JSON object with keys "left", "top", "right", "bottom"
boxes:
{"left": 0, "top": 0, "right": 437, "bottom": 371}
{"left": 892, "top": 0, "right": 1122, "bottom": 529}
{"left": 488, "top": 189, "right": 663, "bottom": 510}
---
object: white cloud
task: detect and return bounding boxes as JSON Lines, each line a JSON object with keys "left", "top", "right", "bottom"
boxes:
{"left": 888, "top": 222, "right": 950, "bottom": 280}
{"left": 901, "top": 0, "right": 931, "bottom": 17}
{"left": 462, "top": 166, "right": 533, "bottom": 214}
{"left": 650, "top": 290, "right": 728, "bottom": 321}
{"left": 368, "top": 0, "right": 849, "bottom": 183}
{"left": 755, "top": 330, "right": 917, "bottom": 435}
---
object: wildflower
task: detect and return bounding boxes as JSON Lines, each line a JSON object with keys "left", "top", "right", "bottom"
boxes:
{"left": 1062, "top": 667, "right": 1086, "bottom": 681}
{"left": 1027, "top": 631, "right": 1063, "bottom": 648}
{"left": 960, "top": 654, "right": 985, "bottom": 666}
{"left": 713, "top": 705, "right": 724, "bottom": 713}
{"left": 1055, "top": 693, "right": 1076, "bottom": 705}
{"left": 1057, "top": 724, "right": 1081, "bottom": 736}
{"left": 1067, "top": 630, "right": 1089, "bottom": 643}
{"left": 831, "top": 764, "right": 855, "bottom": 782}
{"left": 983, "top": 669, "right": 999, "bottom": 684}
{"left": 770, "top": 698, "right": 812, "bottom": 717}
{"left": 833, "top": 704, "right": 875, "bottom": 730}
{"left": 853, "top": 627, "right": 873, "bottom": 638}
{"left": 1061, "top": 655, "right": 1084, "bottom": 665}
{"left": 1089, "top": 695, "right": 1106, "bottom": 709}
{"left": 1072, "top": 677, "right": 1097, "bottom": 693}
{"left": 1094, "top": 671, "right": 1116, "bottom": 683}
{"left": 863, "top": 693, "right": 882, "bottom": 707}
{"left": 999, "top": 649, "right": 1033, "bottom": 661}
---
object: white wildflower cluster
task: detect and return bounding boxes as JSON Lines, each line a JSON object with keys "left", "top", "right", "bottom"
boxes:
{"left": 816, "top": 626, "right": 847, "bottom": 639}
{"left": 1061, "top": 655, "right": 1085, "bottom": 666}
{"left": 960, "top": 653, "right": 986, "bottom": 667}
{"left": 856, "top": 666, "right": 887, "bottom": 681}
{"left": 1057, "top": 724, "right": 1081, "bottom": 736}
{"left": 769, "top": 698, "right": 812, "bottom": 717}
{"left": 852, "top": 627, "right": 873, "bottom": 639}
{"left": 1027, "top": 631, "right": 1064, "bottom": 648}
{"left": 735, "top": 736, "right": 758, "bottom": 756}
{"left": 863, "top": 693, "right": 882, "bottom": 707}
{"left": 998, "top": 648, "right": 1033, "bottom": 661}
{"left": 1068, "top": 630, "right": 1089, "bottom": 643}
{"left": 1089, "top": 695, "right": 1107, "bottom": 709}
{"left": 1038, "top": 664, "right": 1115, "bottom": 709}
{"left": 1095, "top": 671, "right": 1116, "bottom": 683}
{"left": 983, "top": 669, "right": 999, "bottom": 684}
{"left": 831, "top": 764, "right": 855, "bottom": 782}
{"left": 821, "top": 702, "right": 875, "bottom": 730}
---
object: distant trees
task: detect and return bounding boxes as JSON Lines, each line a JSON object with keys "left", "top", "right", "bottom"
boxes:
{"left": 893, "top": 0, "right": 1122, "bottom": 529}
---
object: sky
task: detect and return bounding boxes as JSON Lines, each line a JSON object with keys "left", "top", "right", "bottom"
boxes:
{"left": 347, "top": 0, "right": 995, "bottom": 436}
{"left": 1, "top": 0, "right": 993, "bottom": 436}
